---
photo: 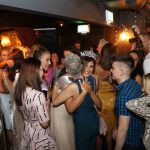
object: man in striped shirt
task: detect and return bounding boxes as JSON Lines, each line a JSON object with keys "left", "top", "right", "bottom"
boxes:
{"left": 111, "top": 55, "right": 145, "bottom": 150}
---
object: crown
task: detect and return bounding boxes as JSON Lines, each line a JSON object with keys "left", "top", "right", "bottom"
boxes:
{"left": 80, "top": 50, "right": 97, "bottom": 60}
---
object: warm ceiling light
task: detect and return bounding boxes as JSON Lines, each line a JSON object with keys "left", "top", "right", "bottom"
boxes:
{"left": 60, "top": 23, "right": 64, "bottom": 27}
{"left": 1, "top": 36, "right": 11, "bottom": 47}
{"left": 120, "top": 31, "right": 128, "bottom": 41}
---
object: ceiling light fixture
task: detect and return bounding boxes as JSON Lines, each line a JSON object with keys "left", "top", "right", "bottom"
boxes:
{"left": 77, "top": 24, "right": 90, "bottom": 34}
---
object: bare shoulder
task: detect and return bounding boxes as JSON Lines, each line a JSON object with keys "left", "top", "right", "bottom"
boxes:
{"left": 92, "top": 74, "right": 98, "bottom": 80}
{"left": 67, "top": 82, "right": 79, "bottom": 93}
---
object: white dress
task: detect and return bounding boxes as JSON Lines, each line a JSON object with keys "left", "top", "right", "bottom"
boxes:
{"left": 50, "top": 103, "right": 75, "bottom": 150}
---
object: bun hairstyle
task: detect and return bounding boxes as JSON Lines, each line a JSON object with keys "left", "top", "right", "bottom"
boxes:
{"left": 33, "top": 44, "right": 49, "bottom": 60}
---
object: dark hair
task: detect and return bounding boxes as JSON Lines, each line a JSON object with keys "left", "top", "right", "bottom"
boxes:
{"left": 14, "top": 57, "right": 42, "bottom": 106}
{"left": 63, "top": 45, "right": 81, "bottom": 56}
{"left": 111, "top": 54, "right": 134, "bottom": 71}
{"left": 81, "top": 56, "right": 96, "bottom": 74}
{"left": 51, "top": 52, "right": 61, "bottom": 66}
{"left": 9, "top": 48, "right": 24, "bottom": 81}
{"left": 128, "top": 50, "right": 143, "bottom": 65}
{"left": 100, "top": 43, "right": 117, "bottom": 70}
{"left": 146, "top": 32, "right": 150, "bottom": 37}
{"left": 128, "top": 50, "right": 144, "bottom": 79}
{"left": 10, "top": 47, "right": 24, "bottom": 62}
{"left": 74, "top": 40, "right": 81, "bottom": 44}
{"left": 33, "top": 45, "right": 50, "bottom": 60}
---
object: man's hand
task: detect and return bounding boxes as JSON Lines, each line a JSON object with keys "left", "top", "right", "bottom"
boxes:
{"left": 133, "top": 25, "right": 141, "bottom": 35}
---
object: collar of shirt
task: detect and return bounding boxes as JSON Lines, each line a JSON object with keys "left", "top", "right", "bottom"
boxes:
{"left": 116, "top": 78, "right": 130, "bottom": 91}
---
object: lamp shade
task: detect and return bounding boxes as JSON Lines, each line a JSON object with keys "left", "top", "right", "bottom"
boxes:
{"left": 1, "top": 36, "right": 11, "bottom": 47}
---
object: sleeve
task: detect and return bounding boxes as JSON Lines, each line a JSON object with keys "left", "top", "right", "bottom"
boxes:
{"left": 117, "top": 96, "right": 132, "bottom": 116}
{"left": 36, "top": 92, "right": 49, "bottom": 123}
{"left": 126, "top": 96, "right": 150, "bottom": 121}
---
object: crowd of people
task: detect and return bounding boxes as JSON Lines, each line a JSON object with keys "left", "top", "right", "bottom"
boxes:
{"left": 0, "top": 25, "right": 150, "bottom": 150}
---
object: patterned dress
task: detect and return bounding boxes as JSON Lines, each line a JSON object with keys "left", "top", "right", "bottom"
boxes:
{"left": 19, "top": 87, "right": 57, "bottom": 150}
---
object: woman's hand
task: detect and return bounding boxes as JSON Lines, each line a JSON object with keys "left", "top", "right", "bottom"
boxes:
{"left": 52, "top": 81, "right": 59, "bottom": 101}
{"left": 1, "top": 70, "right": 9, "bottom": 80}
{"left": 79, "top": 80, "right": 88, "bottom": 94}
{"left": 82, "top": 81, "right": 93, "bottom": 94}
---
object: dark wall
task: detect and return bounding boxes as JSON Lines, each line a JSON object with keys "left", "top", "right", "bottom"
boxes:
{"left": 59, "top": 24, "right": 115, "bottom": 50}
{"left": 37, "top": 24, "right": 115, "bottom": 57}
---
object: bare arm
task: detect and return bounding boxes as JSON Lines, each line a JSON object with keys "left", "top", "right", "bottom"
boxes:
{"left": 52, "top": 83, "right": 78, "bottom": 106}
{"left": 1, "top": 71, "right": 13, "bottom": 92}
{"left": 90, "top": 90, "right": 102, "bottom": 110}
{"left": 135, "top": 74, "right": 142, "bottom": 86}
{"left": 65, "top": 90, "right": 87, "bottom": 113}
{"left": 114, "top": 115, "right": 130, "bottom": 150}
{"left": 83, "top": 81, "right": 102, "bottom": 110}
{"left": 134, "top": 25, "right": 144, "bottom": 41}
{"left": 0, "top": 60, "right": 14, "bottom": 69}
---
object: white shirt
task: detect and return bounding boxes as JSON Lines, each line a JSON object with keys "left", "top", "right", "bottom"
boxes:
{"left": 143, "top": 52, "right": 150, "bottom": 75}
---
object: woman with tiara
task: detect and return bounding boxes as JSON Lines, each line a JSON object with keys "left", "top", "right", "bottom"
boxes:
{"left": 52, "top": 51, "right": 101, "bottom": 150}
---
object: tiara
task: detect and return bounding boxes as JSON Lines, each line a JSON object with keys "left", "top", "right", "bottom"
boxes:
{"left": 80, "top": 50, "right": 97, "bottom": 60}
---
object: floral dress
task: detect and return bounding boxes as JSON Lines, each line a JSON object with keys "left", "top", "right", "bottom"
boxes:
{"left": 19, "top": 87, "right": 57, "bottom": 150}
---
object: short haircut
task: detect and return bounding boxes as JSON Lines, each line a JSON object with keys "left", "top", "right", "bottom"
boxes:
{"left": 64, "top": 53, "right": 82, "bottom": 76}
{"left": 112, "top": 54, "right": 134, "bottom": 75}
